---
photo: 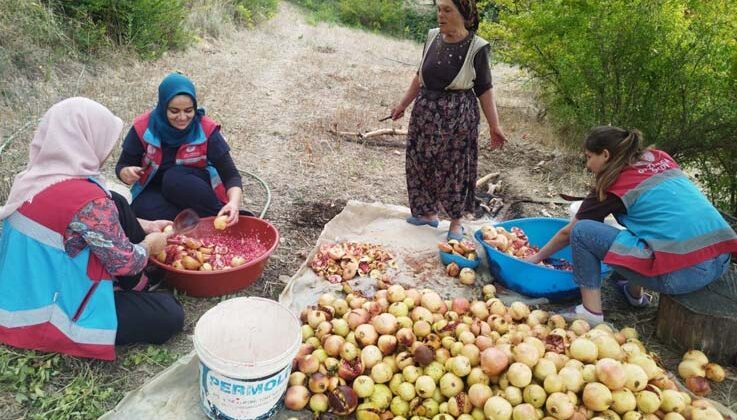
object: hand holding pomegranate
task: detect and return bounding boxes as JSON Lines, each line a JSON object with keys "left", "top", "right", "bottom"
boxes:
{"left": 142, "top": 232, "right": 168, "bottom": 256}
{"left": 216, "top": 200, "right": 239, "bottom": 228}
{"left": 140, "top": 219, "right": 173, "bottom": 234}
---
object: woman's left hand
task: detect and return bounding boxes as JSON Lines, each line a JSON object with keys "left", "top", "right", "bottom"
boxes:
{"left": 489, "top": 125, "right": 508, "bottom": 150}
{"left": 217, "top": 201, "right": 240, "bottom": 228}
{"left": 141, "top": 219, "right": 173, "bottom": 234}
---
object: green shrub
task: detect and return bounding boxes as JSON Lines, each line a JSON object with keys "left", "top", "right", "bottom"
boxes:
{"left": 336, "top": 0, "right": 403, "bottom": 32}
{"left": 0, "top": 0, "right": 83, "bottom": 103}
{"left": 47, "top": 0, "right": 191, "bottom": 59}
{"left": 403, "top": 6, "right": 438, "bottom": 43}
{"left": 482, "top": 0, "right": 737, "bottom": 213}
{"left": 289, "top": 0, "right": 436, "bottom": 43}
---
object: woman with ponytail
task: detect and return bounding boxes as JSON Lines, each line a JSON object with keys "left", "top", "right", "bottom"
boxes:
{"left": 390, "top": 0, "right": 507, "bottom": 241}
{"left": 527, "top": 126, "right": 737, "bottom": 325}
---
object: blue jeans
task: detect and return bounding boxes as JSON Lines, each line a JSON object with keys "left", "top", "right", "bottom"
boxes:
{"left": 570, "top": 220, "right": 731, "bottom": 294}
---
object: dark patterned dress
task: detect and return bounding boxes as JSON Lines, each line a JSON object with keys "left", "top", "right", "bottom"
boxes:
{"left": 406, "top": 32, "right": 492, "bottom": 219}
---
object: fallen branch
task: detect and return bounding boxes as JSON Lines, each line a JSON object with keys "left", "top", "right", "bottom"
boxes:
{"left": 329, "top": 127, "right": 408, "bottom": 148}
{"left": 383, "top": 57, "right": 416, "bottom": 67}
{"left": 488, "top": 181, "right": 503, "bottom": 196}
{"left": 492, "top": 196, "right": 569, "bottom": 221}
{"left": 329, "top": 127, "right": 408, "bottom": 139}
{"left": 0, "top": 120, "right": 35, "bottom": 156}
{"left": 511, "top": 197, "right": 569, "bottom": 206}
{"left": 475, "top": 172, "right": 500, "bottom": 189}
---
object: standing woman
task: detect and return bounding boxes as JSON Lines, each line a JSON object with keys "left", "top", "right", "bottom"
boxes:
{"left": 391, "top": 0, "right": 507, "bottom": 241}
{"left": 116, "top": 73, "right": 243, "bottom": 226}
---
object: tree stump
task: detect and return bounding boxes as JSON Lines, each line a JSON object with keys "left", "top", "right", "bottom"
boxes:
{"left": 656, "top": 265, "right": 737, "bottom": 365}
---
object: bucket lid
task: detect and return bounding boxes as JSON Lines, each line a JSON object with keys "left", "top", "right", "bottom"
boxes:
{"left": 194, "top": 297, "right": 302, "bottom": 379}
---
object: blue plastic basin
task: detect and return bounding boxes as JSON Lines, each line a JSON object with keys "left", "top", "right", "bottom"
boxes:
{"left": 474, "top": 217, "right": 610, "bottom": 301}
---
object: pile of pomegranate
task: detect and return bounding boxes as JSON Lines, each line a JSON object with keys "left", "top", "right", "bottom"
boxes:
{"left": 481, "top": 225, "right": 574, "bottom": 271}
{"left": 438, "top": 240, "right": 479, "bottom": 286}
{"left": 285, "top": 285, "right": 726, "bottom": 419}
{"left": 154, "top": 233, "right": 268, "bottom": 272}
{"left": 677, "top": 350, "right": 726, "bottom": 397}
{"left": 480, "top": 225, "right": 539, "bottom": 259}
{"left": 309, "top": 242, "right": 396, "bottom": 283}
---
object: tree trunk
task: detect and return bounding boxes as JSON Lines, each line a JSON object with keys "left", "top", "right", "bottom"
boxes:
{"left": 656, "top": 266, "right": 737, "bottom": 366}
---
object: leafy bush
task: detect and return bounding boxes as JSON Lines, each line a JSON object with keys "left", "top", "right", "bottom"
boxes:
{"left": 481, "top": 0, "right": 737, "bottom": 213}
{"left": 47, "top": 0, "right": 191, "bottom": 59}
{"left": 289, "top": 0, "right": 436, "bottom": 43}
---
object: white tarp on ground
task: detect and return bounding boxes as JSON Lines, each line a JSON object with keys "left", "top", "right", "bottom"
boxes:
{"left": 278, "top": 200, "right": 548, "bottom": 313}
{"left": 101, "top": 201, "right": 736, "bottom": 419}
{"left": 102, "top": 201, "right": 546, "bottom": 419}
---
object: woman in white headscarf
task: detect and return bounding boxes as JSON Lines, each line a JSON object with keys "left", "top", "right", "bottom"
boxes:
{"left": 0, "top": 97, "right": 183, "bottom": 360}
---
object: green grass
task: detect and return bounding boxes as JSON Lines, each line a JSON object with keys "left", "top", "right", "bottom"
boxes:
{"left": 0, "top": 344, "right": 180, "bottom": 419}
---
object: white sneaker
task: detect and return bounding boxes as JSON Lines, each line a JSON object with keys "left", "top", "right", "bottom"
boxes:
{"left": 558, "top": 304, "right": 604, "bottom": 325}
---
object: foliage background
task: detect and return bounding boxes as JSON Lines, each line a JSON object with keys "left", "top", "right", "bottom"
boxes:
{"left": 288, "top": 0, "right": 436, "bottom": 42}
{"left": 0, "top": 0, "right": 278, "bottom": 104}
{"left": 478, "top": 0, "right": 737, "bottom": 213}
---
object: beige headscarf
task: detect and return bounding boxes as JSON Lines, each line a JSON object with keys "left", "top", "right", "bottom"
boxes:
{"left": 0, "top": 97, "right": 124, "bottom": 220}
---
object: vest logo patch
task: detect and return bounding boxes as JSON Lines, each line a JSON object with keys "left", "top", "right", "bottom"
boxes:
{"left": 147, "top": 145, "right": 156, "bottom": 155}
{"left": 634, "top": 151, "right": 674, "bottom": 175}
{"left": 186, "top": 145, "right": 196, "bottom": 153}
{"left": 640, "top": 151, "right": 655, "bottom": 163}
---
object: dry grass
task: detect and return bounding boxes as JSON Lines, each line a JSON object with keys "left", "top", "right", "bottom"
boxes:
{"left": 186, "top": 0, "right": 239, "bottom": 39}
{"left": 1, "top": 2, "right": 735, "bottom": 416}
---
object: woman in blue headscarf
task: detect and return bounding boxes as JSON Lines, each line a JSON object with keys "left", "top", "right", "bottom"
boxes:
{"left": 116, "top": 73, "right": 243, "bottom": 225}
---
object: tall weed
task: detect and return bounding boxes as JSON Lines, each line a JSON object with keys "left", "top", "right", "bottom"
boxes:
{"left": 187, "top": 0, "right": 278, "bottom": 38}
{"left": 0, "top": 0, "right": 72, "bottom": 93}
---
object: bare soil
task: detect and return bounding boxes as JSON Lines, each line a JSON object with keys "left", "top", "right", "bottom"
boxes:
{"left": 0, "top": 2, "right": 735, "bottom": 416}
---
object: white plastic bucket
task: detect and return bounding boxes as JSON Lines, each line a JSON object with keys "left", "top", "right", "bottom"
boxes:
{"left": 194, "top": 297, "right": 302, "bottom": 419}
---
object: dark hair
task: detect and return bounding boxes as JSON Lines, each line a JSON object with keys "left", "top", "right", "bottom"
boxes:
{"left": 585, "top": 126, "right": 644, "bottom": 201}
{"left": 452, "top": 0, "right": 479, "bottom": 32}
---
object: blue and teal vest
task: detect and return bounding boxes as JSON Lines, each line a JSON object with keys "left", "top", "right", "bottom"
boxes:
{"left": 0, "top": 179, "right": 117, "bottom": 360}
{"left": 130, "top": 112, "right": 228, "bottom": 203}
{"left": 604, "top": 149, "right": 737, "bottom": 275}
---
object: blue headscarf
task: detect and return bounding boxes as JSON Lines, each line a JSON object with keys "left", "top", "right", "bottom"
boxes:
{"left": 149, "top": 73, "right": 205, "bottom": 147}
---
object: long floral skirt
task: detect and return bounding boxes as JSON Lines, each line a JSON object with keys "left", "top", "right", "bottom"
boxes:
{"left": 406, "top": 89, "right": 479, "bottom": 219}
